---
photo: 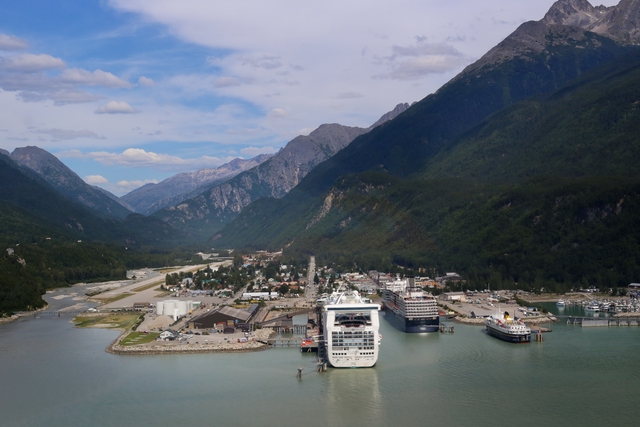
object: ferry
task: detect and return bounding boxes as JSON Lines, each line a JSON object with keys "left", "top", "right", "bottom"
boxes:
{"left": 485, "top": 310, "right": 531, "bottom": 343}
{"left": 382, "top": 277, "right": 439, "bottom": 333}
{"left": 323, "top": 289, "right": 381, "bottom": 368}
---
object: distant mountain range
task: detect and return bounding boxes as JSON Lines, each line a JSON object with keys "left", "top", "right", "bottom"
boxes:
{"left": 153, "top": 103, "right": 410, "bottom": 236}
{"left": 211, "top": 0, "right": 640, "bottom": 292}
{"left": 122, "top": 153, "right": 273, "bottom": 215}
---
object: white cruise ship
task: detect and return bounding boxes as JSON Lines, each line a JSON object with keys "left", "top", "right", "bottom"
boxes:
{"left": 323, "top": 289, "right": 381, "bottom": 368}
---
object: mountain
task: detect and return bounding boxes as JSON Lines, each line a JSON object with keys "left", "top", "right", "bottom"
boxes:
{"left": 10, "top": 146, "right": 133, "bottom": 220}
{"left": 121, "top": 154, "right": 272, "bottom": 215}
{"left": 153, "top": 103, "right": 410, "bottom": 236}
{"left": 94, "top": 185, "right": 136, "bottom": 212}
{"left": 211, "top": 0, "right": 640, "bottom": 292}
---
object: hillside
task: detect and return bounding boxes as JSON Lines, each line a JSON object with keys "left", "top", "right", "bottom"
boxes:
{"left": 0, "top": 152, "right": 200, "bottom": 313}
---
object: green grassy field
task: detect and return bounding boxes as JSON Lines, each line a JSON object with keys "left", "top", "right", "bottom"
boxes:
{"left": 74, "top": 314, "right": 141, "bottom": 329}
{"left": 119, "top": 331, "right": 160, "bottom": 346}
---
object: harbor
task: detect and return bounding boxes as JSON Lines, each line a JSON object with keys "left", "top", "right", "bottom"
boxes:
{"left": 3, "top": 302, "right": 640, "bottom": 427}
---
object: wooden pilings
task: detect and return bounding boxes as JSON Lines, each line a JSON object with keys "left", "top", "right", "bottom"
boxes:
{"left": 439, "top": 324, "right": 454, "bottom": 333}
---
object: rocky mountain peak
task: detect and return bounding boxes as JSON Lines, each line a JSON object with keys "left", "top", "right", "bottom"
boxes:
{"left": 369, "top": 103, "right": 411, "bottom": 129}
{"left": 543, "top": 0, "right": 640, "bottom": 44}
{"left": 452, "top": 0, "right": 640, "bottom": 80}
{"left": 589, "top": 0, "right": 640, "bottom": 43}
{"left": 542, "top": 0, "right": 606, "bottom": 27}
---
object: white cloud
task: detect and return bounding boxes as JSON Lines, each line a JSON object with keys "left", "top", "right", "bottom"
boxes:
{"left": 95, "top": 101, "right": 137, "bottom": 114}
{"left": 374, "top": 56, "right": 469, "bottom": 81}
{"left": 0, "top": 54, "right": 65, "bottom": 72}
{"left": 58, "top": 68, "right": 132, "bottom": 88}
{"left": 48, "top": 90, "right": 103, "bottom": 105}
{"left": 213, "top": 76, "right": 241, "bottom": 88}
{"left": 241, "top": 55, "right": 282, "bottom": 70}
{"left": 138, "top": 76, "right": 155, "bottom": 87}
{"left": 85, "top": 175, "right": 108, "bottom": 185}
{"left": 32, "top": 128, "right": 102, "bottom": 140}
{"left": 0, "top": 34, "right": 29, "bottom": 51}
{"left": 240, "top": 146, "right": 278, "bottom": 156}
{"left": 268, "top": 108, "right": 287, "bottom": 118}
{"left": 59, "top": 147, "right": 228, "bottom": 172}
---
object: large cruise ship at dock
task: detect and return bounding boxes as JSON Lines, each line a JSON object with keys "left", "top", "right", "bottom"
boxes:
{"left": 323, "top": 289, "right": 381, "bottom": 368}
{"left": 381, "top": 277, "right": 439, "bottom": 333}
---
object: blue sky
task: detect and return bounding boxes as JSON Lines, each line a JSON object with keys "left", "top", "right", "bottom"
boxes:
{"left": 0, "top": 0, "right": 620, "bottom": 195}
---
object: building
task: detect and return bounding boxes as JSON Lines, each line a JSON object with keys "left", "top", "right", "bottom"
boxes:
{"left": 189, "top": 306, "right": 253, "bottom": 330}
{"left": 132, "top": 302, "right": 151, "bottom": 311}
{"left": 441, "top": 292, "right": 467, "bottom": 303}
{"left": 241, "top": 292, "right": 278, "bottom": 300}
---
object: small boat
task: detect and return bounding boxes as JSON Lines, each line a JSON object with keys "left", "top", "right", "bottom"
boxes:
{"left": 584, "top": 302, "right": 600, "bottom": 312}
{"left": 556, "top": 300, "right": 566, "bottom": 307}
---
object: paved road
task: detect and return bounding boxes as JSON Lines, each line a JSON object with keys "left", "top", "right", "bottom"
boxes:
{"left": 306, "top": 256, "right": 316, "bottom": 302}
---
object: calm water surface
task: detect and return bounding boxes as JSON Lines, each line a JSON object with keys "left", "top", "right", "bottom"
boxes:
{"left": 1, "top": 303, "right": 639, "bottom": 427}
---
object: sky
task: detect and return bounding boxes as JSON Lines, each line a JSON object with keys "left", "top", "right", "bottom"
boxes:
{"left": 0, "top": 0, "right": 621, "bottom": 196}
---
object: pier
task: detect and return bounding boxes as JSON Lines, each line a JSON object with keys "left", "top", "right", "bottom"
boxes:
{"left": 267, "top": 337, "right": 304, "bottom": 347}
{"left": 566, "top": 317, "right": 640, "bottom": 327}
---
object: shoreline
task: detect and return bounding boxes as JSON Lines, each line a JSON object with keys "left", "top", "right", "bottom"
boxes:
{"left": 105, "top": 326, "right": 276, "bottom": 355}
{"left": 0, "top": 304, "right": 50, "bottom": 325}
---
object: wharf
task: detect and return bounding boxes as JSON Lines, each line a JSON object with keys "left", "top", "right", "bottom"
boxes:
{"left": 529, "top": 325, "right": 552, "bottom": 333}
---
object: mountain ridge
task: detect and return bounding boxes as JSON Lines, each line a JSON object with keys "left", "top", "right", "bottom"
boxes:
{"left": 122, "top": 153, "right": 272, "bottom": 215}
{"left": 153, "top": 103, "right": 410, "bottom": 236}
{"left": 11, "top": 146, "right": 134, "bottom": 220}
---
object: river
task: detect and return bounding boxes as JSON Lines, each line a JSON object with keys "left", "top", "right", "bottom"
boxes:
{"left": 1, "top": 299, "right": 639, "bottom": 427}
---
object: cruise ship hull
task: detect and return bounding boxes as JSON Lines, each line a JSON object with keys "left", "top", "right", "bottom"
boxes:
{"left": 485, "top": 325, "right": 531, "bottom": 343}
{"left": 383, "top": 308, "right": 439, "bottom": 333}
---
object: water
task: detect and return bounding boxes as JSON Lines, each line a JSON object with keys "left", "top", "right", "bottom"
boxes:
{"left": 2, "top": 308, "right": 639, "bottom": 426}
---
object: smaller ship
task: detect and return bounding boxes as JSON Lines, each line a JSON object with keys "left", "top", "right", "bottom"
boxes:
{"left": 556, "top": 299, "right": 566, "bottom": 307}
{"left": 485, "top": 310, "right": 531, "bottom": 343}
